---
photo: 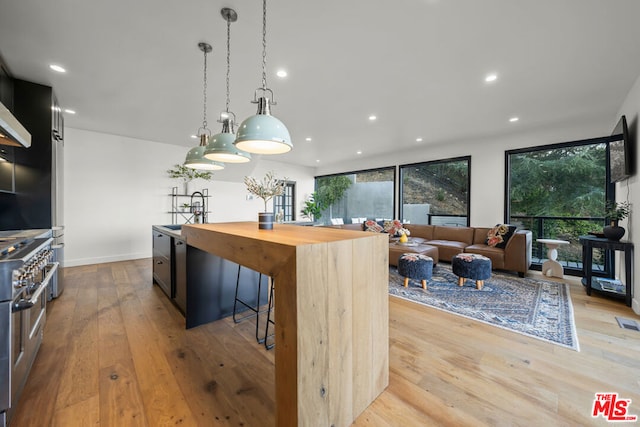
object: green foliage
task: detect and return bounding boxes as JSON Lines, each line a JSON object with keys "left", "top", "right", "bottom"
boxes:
{"left": 315, "top": 175, "right": 352, "bottom": 209}
{"left": 509, "top": 144, "right": 606, "bottom": 217}
{"left": 605, "top": 200, "right": 630, "bottom": 221}
{"left": 167, "top": 164, "right": 213, "bottom": 181}
{"left": 244, "top": 171, "right": 287, "bottom": 212}
{"left": 301, "top": 192, "right": 324, "bottom": 221}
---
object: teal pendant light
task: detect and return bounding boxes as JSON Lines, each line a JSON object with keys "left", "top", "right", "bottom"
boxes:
{"left": 234, "top": 0, "right": 292, "bottom": 155}
{"left": 204, "top": 8, "right": 251, "bottom": 164}
{"left": 184, "top": 42, "right": 224, "bottom": 171}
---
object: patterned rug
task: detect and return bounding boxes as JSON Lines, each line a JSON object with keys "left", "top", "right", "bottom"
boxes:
{"left": 389, "top": 264, "right": 580, "bottom": 351}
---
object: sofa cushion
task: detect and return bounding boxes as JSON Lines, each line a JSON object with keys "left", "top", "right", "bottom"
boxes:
{"left": 383, "top": 219, "right": 403, "bottom": 236}
{"left": 433, "top": 226, "right": 474, "bottom": 244}
{"left": 485, "top": 224, "right": 517, "bottom": 249}
{"left": 363, "top": 220, "right": 384, "bottom": 233}
{"left": 405, "top": 224, "right": 434, "bottom": 240}
{"left": 464, "top": 244, "right": 506, "bottom": 269}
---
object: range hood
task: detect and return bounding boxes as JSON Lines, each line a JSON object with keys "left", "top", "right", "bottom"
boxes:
{"left": 0, "top": 101, "right": 31, "bottom": 148}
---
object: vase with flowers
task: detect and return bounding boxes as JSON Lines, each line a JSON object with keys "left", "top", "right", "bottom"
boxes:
{"left": 603, "top": 200, "right": 630, "bottom": 241}
{"left": 244, "top": 171, "right": 287, "bottom": 230}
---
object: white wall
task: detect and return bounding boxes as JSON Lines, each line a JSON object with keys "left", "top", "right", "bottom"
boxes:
{"left": 316, "top": 120, "right": 607, "bottom": 227}
{"left": 615, "top": 73, "right": 640, "bottom": 314}
{"left": 63, "top": 128, "right": 315, "bottom": 267}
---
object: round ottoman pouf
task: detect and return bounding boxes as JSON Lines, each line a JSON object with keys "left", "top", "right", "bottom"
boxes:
{"left": 452, "top": 253, "right": 492, "bottom": 290}
{"left": 397, "top": 253, "right": 433, "bottom": 290}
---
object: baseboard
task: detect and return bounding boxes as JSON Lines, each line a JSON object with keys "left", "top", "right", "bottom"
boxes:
{"left": 63, "top": 253, "right": 149, "bottom": 267}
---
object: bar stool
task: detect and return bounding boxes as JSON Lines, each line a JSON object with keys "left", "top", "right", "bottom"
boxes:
{"left": 233, "top": 265, "right": 268, "bottom": 344}
{"left": 264, "top": 277, "right": 275, "bottom": 350}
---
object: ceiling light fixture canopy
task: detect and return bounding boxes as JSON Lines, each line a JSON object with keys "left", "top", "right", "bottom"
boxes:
{"left": 204, "top": 8, "right": 251, "bottom": 164}
{"left": 234, "top": 0, "right": 292, "bottom": 155}
{"left": 184, "top": 42, "right": 224, "bottom": 171}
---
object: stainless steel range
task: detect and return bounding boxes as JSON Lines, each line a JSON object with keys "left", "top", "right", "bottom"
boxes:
{"left": 0, "top": 230, "right": 57, "bottom": 427}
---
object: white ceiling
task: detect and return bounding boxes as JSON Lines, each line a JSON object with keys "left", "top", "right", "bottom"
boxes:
{"left": 1, "top": 0, "right": 640, "bottom": 169}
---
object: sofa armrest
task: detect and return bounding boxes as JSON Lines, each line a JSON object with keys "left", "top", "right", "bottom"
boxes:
{"left": 503, "top": 230, "right": 532, "bottom": 275}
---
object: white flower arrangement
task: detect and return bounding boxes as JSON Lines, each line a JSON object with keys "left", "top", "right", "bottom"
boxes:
{"left": 398, "top": 227, "right": 411, "bottom": 236}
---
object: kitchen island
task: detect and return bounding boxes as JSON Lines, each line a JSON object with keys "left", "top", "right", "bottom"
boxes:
{"left": 182, "top": 222, "right": 389, "bottom": 427}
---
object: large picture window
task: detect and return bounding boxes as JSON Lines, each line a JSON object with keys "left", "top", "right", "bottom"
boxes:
{"left": 314, "top": 167, "right": 395, "bottom": 225}
{"left": 506, "top": 138, "right": 613, "bottom": 276}
{"left": 399, "top": 156, "right": 470, "bottom": 226}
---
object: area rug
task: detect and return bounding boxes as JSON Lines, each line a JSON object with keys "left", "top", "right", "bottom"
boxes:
{"left": 389, "top": 264, "right": 580, "bottom": 351}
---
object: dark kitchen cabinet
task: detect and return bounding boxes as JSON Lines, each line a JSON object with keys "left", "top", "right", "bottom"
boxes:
{"left": 173, "top": 237, "right": 187, "bottom": 314}
{"left": 0, "top": 80, "right": 61, "bottom": 230}
{"left": 152, "top": 230, "right": 172, "bottom": 298}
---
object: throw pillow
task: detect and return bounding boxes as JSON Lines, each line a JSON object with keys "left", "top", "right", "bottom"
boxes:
{"left": 364, "top": 219, "right": 384, "bottom": 233}
{"left": 486, "top": 224, "right": 517, "bottom": 249}
{"left": 383, "top": 219, "right": 403, "bottom": 236}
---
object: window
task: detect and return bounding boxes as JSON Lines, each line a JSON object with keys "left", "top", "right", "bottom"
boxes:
{"left": 399, "top": 156, "right": 470, "bottom": 226}
{"left": 274, "top": 181, "right": 296, "bottom": 221}
{"left": 506, "top": 137, "right": 614, "bottom": 276}
{"left": 315, "top": 167, "right": 395, "bottom": 225}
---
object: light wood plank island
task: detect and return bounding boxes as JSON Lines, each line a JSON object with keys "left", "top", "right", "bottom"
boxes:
{"left": 182, "top": 222, "right": 389, "bottom": 426}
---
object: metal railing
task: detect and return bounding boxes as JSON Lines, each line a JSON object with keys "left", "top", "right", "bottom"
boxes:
{"left": 510, "top": 215, "right": 609, "bottom": 276}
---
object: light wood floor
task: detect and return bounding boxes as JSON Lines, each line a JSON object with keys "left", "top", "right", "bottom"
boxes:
{"left": 10, "top": 259, "right": 640, "bottom": 426}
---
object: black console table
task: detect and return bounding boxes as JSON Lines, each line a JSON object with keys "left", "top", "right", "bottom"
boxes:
{"left": 579, "top": 235, "right": 634, "bottom": 307}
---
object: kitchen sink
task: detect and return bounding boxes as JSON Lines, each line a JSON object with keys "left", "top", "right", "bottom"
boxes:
{"left": 162, "top": 224, "right": 182, "bottom": 230}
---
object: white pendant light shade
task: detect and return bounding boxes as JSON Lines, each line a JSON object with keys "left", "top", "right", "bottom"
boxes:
{"left": 184, "top": 135, "right": 225, "bottom": 170}
{"left": 234, "top": 96, "right": 292, "bottom": 154}
{"left": 204, "top": 118, "right": 251, "bottom": 163}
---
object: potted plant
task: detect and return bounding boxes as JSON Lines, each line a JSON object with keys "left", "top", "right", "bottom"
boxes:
{"left": 167, "top": 164, "right": 213, "bottom": 194}
{"left": 300, "top": 192, "right": 324, "bottom": 222}
{"left": 244, "top": 171, "right": 286, "bottom": 229}
{"left": 603, "top": 200, "right": 630, "bottom": 241}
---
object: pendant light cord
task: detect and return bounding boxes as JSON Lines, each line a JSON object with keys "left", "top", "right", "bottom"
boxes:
{"left": 202, "top": 48, "right": 208, "bottom": 130}
{"left": 226, "top": 14, "right": 231, "bottom": 113}
{"left": 261, "top": 0, "right": 267, "bottom": 91}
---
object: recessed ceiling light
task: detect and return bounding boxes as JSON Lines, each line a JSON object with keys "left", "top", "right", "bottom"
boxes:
{"left": 276, "top": 69, "right": 287, "bottom": 78}
{"left": 190, "top": 135, "right": 198, "bottom": 139}
{"left": 485, "top": 73, "right": 497, "bottom": 82}
{"left": 64, "top": 109, "right": 76, "bottom": 115}
{"left": 305, "top": 137, "right": 312, "bottom": 142}
{"left": 356, "top": 150, "right": 362, "bottom": 155}
{"left": 416, "top": 137, "right": 423, "bottom": 142}
{"left": 368, "top": 115, "right": 377, "bottom": 121}
{"left": 316, "top": 159, "right": 320, "bottom": 163}
{"left": 509, "top": 117, "right": 519, "bottom": 122}
{"left": 49, "top": 64, "right": 66, "bottom": 73}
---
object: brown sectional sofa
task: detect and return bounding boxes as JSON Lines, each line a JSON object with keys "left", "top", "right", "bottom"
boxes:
{"left": 332, "top": 223, "right": 532, "bottom": 277}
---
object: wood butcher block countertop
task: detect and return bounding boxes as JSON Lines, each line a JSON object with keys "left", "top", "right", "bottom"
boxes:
{"left": 182, "top": 222, "right": 389, "bottom": 427}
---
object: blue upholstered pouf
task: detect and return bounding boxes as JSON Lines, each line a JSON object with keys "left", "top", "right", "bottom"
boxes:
{"left": 452, "top": 253, "right": 492, "bottom": 290}
{"left": 397, "top": 253, "right": 433, "bottom": 290}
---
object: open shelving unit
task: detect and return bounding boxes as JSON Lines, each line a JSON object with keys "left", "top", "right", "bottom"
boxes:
{"left": 169, "top": 186, "right": 210, "bottom": 224}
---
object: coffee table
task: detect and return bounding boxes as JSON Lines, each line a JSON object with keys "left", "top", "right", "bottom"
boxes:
{"left": 389, "top": 239, "right": 439, "bottom": 267}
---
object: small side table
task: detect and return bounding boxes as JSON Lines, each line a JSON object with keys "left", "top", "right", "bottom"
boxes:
{"left": 537, "top": 239, "right": 571, "bottom": 278}
{"left": 579, "top": 235, "right": 634, "bottom": 307}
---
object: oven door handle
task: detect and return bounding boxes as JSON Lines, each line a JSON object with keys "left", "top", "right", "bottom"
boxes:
{"left": 12, "top": 262, "right": 59, "bottom": 313}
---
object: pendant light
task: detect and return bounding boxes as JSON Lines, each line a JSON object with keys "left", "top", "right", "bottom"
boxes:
{"left": 234, "top": 0, "right": 292, "bottom": 155}
{"left": 184, "top": 42, "right": 225, "bottom": 170}
{"left": 204, "top": 8, "right": 251, "bottom": 163}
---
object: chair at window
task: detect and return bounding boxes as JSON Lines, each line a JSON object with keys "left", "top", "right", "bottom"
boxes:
{"left": 351, "top": 218, "right": 362, "bottom": 224}
{"left": 330, "top": 218, "right": 344, "bottom": 225}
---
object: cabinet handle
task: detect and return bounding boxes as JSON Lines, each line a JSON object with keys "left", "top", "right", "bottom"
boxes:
{"left": 176, "top": 241, "right": 184, "bottom": 246}
{"left": 156, "top": 260, "right": 163, "bottom": 265}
